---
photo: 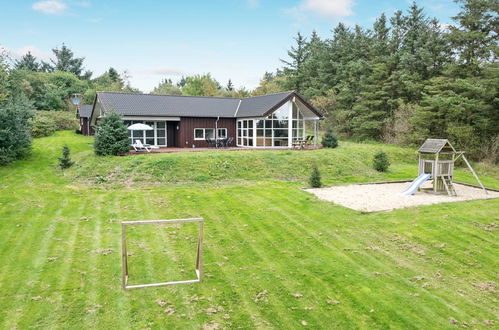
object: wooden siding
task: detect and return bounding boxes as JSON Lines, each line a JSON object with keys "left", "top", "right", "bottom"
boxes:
{"left": 179, "top": 117, "right": 236, "bottom": 148}
{"left": 80, "top": 117, "right": 94, "bottom": 136}
{"left": 166, "top": 121, "right": 179, "bottom": 147}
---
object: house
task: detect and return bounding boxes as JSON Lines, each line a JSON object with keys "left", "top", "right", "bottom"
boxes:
{"left": 88, "top": 91, "right": 323, "bottom": 148}
{"left": 76, "top": 104, "right": 94, "bottom": 136}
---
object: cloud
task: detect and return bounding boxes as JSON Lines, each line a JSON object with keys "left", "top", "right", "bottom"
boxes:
{"left": 287, "top": 0, "right": 355, "bottom": 20}
{"left": 32, "top": 0, "right": 68, "bottom": 15}
{"left": 2, "top": 45, "right": 51, "bottom": 60}
{"left": 144, "top": 67, "right": 185, "bottom": 76}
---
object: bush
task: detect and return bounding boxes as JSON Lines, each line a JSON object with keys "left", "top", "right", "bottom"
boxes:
{"left": 31, "top": 111, "right": 79, "bottom": 137}
{"left": 309, "top": 164, "right": 322, "bottom": 187}
{"left": 373, "top": 151, "right": 390, "bottom": 172}
{"left": 322, "top": 126, "right": 338, "bottom": 148}
{"left": 94, "top": 111, "right": 130, "bottom": 156}
{"left": 31, "top": 114, "right": 57, "bottom": 137}
{"left": 58, "top": 145, "right": 74, "bottom": 169}
{"left": 0, "top": 94, "right": 35, "bottom": 165}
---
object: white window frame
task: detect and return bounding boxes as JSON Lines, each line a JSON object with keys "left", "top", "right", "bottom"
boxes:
{"left": 217, "top": 128, "right": 227, "bottom": 139}
{"left": 194, "top": 128, "right": 221, "bottom": 140}
{"left": 125, "top": 120, "right": 167, "bottom": 147}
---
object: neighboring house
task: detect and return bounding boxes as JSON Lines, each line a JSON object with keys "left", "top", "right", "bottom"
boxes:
{"left": 88, "top": 91, "right": 323, "bottom": 148}
{"left": 77, "top": 104, "right": 95, "bottom": 136}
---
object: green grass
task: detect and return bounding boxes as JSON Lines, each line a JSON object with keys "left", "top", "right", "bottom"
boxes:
{"left": 0, "top": 131, "right": 497, "bottom": 329}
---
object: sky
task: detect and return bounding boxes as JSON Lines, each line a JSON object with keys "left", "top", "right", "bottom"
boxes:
{"left": 0, "top": 0, "right": 461, "bottom": 92}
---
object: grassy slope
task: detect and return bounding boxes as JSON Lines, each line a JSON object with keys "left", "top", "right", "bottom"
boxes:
{"left": 0, "top": 131, "right": 497, "bottom": 329}
{"left": 69, "top": 134, "right": 499, "bottom": 189}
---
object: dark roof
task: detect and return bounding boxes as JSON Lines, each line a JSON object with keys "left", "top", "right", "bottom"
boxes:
{"left": 236, "top": 92, "right": 294, "bottom": 117}
{"left": 98, "top": 92, "right": 239, "bottom": 117}
{"left": 418, "top": 139, "right": 456, "bottom": 153}
{"left": 78, "top": 105, "right": 93, "bottom": 118}
{"left": 95, "top": 91, "right": 322, "bottom": 119}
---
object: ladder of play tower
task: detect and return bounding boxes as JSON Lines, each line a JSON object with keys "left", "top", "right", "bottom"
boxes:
{"left": 441, "top": 176, "right": 457, "bottom": 197}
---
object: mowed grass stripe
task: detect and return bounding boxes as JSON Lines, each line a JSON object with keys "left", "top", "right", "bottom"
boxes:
{"left": 247, "top": 188, "right": 401, "bottom": 328}
{"left": 255, "top": 186, "right": 479, "bottom": 327}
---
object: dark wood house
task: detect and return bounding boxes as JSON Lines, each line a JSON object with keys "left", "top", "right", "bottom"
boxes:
{"left": 88, "top": 91, "right": 323, "bottom": 148}
{"left": 77, "top": 105, "right": 94, "bottom": 136}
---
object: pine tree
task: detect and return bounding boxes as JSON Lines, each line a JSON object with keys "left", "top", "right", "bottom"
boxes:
{"left": 321, "top": 126, "right": 339, "bottom": 148}
{"left": 373, "top": 151, "right": 390, "bottom": 172}
{"left": 281, "top": 32, "right": 308, "bottom": 92}
{"left": 49, "top": 43, "right": 87, "bottom": 78}
{"left": 58, "top": 145, "right": 74, "bottom": 169}
{"left": 94, "top": 111, "right": 130, "bottom": 156}
{"left": 309, "top": 164, "right": 322, "bottom": 188}
{"left": 447, "top": 0, "right": 498, "bottom": 76}
{"left": 226, "top": 79, "right": 234, "bottom": 91}
{"left": 14, "top": 52, "right": 40, "bottom": 72}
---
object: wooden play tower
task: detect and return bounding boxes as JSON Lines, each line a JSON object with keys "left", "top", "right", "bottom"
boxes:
{"left": 417, "top": 139, "right": 487, "bottom": 196}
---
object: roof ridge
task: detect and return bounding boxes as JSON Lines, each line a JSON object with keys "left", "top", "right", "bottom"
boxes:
{"left": 97, "top": 91, "right": 241, "bottom": 101}
{"left": 243, "top": 91, "right": 294, "bottom": 99}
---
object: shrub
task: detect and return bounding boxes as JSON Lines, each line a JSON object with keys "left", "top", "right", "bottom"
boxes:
{"left": 94, "top": 111, "right": 130, "bottom": 156}
{"left": 31, "top": 111, "right": 79, "bottom": 137}
{"left": 0, "top": 94, "right": 35, "bottom": 165}
{"left": 373, "top": 151, "right": 390, "bottom": 172}
{"left": 322, "top": 126, "right": 338, "bottom": 148}
{"left": 58, "top": 145, "right": 74, "bottom": 169}
{"left": 31, "top": 114, "right": 57, "bottom": 137}
{"left": 309, "top": 164, "right": 322, "bottom": 188}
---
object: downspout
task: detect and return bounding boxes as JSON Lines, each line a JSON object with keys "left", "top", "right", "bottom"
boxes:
{"left": 215, "top": 116, "right": 220, "bottom": 149}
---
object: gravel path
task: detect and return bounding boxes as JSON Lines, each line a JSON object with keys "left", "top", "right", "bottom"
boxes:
{"left": 305, "top": 182, "right": 499, "bottom": 212}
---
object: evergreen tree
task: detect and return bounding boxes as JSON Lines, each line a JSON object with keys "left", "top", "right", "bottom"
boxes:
{"left": 58, "top": 145, "right": 74, "bottom": 169}
{"left": 14, "top": 52, "right": 40, "bottom": 72}
{"left": 373, "top": 151, "right": 390, "bottom": 172}
{"left": 281, "top": 32, "right": 308, "bottom": 92}
{"left": 49, "top": 43, "right": 88, "bottom": 78}
{"left": 94, "top": 111, "right": 130, "bottom": 156}
{"left": 448, "top": 0, "right": 498, "bottom": 75}
{"left": 0, "top": 93, "right": 35, "bottom": 165}
{"left": 309, "top": 164, "right": 322, "bottom": 188}
{"left": 177, "top": 76, "right": 186, "bottom": 87}
{"left": 226, "top": 79, "right": 234, "bottom": 91}
{"left": 321, "top": 126, "right": 339, "bottom": 148}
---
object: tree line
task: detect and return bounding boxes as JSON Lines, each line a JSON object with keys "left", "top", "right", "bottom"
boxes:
{"left": 264, "top": 0, "right": 498, "bottom": 162}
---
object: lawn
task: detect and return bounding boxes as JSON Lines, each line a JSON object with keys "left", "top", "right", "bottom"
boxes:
{"left": 0, "top": 131, "right": 497, "bottom": 329}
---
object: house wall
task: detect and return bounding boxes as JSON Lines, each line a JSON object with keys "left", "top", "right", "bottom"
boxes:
{"left": 178, "top": 117, "right": 237, "bottom": 148}
{"left": 80, "top": 117, "right": 94, "bottom": 136}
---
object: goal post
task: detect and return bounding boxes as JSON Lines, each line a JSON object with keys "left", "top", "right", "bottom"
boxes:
{"left": 121, "top": 218, "right": 204, "bottom": 290}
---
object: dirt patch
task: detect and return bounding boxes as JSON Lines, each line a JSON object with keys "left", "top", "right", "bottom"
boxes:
{"left": 305, "top": 182, "right": 499, "bottom": 212}
{"left": 472, "top": 281, "right": 497, "bottom": 294}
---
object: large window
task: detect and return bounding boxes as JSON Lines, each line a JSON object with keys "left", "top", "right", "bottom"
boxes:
{"left": 124, "top": 120, "right": 167, "bottom": 146}
{"left": 238, "top": 102, "right": 305, "bottom": 147}
{"left": 194, "top": 128, "right": 226, "bottom": 140}
{"left": 237, "top": 120, "right": 253, "bottom": 146}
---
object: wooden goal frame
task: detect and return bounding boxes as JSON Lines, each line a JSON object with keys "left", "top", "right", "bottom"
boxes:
{"left": 121, "top": 218, "right": 203, "bottom": 290}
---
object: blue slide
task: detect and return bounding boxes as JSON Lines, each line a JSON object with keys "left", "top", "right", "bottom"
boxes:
{"left": 401, "top": 173, "right": 431, "bottom": 195}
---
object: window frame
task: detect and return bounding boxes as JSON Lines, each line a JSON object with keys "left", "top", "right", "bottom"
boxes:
{"left": 194, "top": 128, "right": 227, "bottom": 140}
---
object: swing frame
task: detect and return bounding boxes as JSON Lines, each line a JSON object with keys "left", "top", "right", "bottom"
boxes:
{"left": 121, "top": 218, "right": 204, "bottom": 290}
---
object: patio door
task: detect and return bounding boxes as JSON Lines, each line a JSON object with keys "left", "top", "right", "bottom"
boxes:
{"left": 125, "top": 120, "right": 167, "bottom": 146}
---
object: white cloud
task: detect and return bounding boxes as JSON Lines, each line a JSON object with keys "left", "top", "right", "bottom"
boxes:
{"left": 144, "top": 67, "right": 185, "bottom": 76}
{"left": 288, "top": 0, "right": 355, "bottom": 20}
{"left": 2, "top": 45, "right": 51, "bottom": 60}
{"left": 32, "top": 0, "right": 68, "bottom": 15}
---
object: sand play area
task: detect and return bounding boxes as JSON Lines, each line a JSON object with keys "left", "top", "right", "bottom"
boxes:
{"left": 306, "top": 181, "right": 499, "bottom": 212}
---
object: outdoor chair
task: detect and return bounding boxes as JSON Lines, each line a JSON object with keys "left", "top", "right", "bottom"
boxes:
{"left": 132, "top": 140, "right": 158, "bottom": 152}
{"left": 224, "top": 137, "right": 234, "bottom": 147}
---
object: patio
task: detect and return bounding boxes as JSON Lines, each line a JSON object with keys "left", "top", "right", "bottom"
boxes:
{"left": 128, "top": 144, "right": 322, "bottom": 154}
